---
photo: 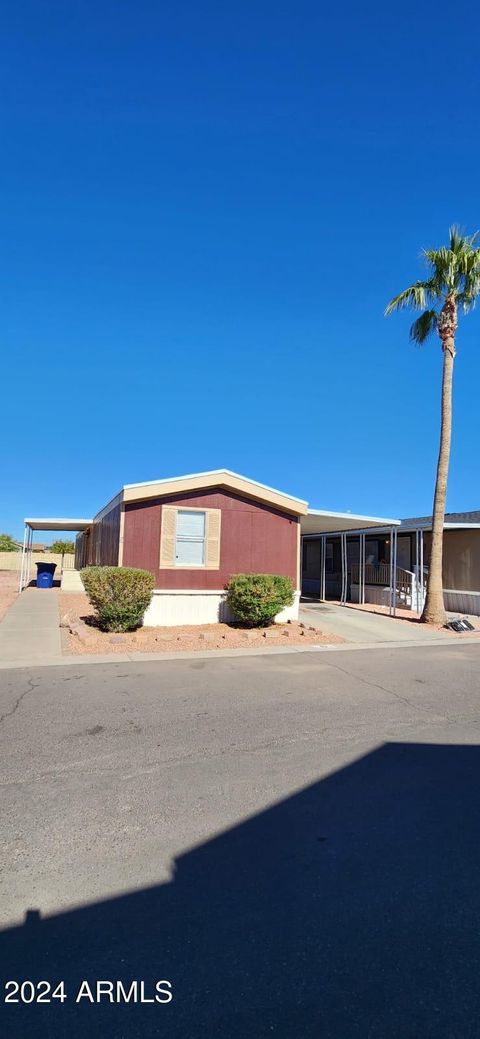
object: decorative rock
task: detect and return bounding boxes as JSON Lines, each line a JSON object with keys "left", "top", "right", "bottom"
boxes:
{"left": 70, "top": 622, "right": 95, "bottom": 644}
{"left": 59, "top": 614, "right": 73, "bottom": 628}
{"left": 109, "top": 635, "right": 126, "bottom": 644}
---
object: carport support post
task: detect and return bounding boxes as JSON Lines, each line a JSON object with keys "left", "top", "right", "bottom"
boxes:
{"left": 419, "top": 528, "right": 424, "bottom": 613}
{"left": 388, "top": 526, "right": 398, "bottom": 617}
{"left": 21, "top": 524, "right": 33, "bottom": 592}
{"left": 340, "top": 533, "right": 344, "bottom": 604}
{"left": 355, "top": 531, "right": 359, "bottom": 606}
{"left": 362, "top": 532, "right": 366, "bottom": 604}
{"left": 28, "top": 526, "right": 33, "bottom": 586}
{"left": 341, "top": 532, "right": 347, "bottom": 605}
{"left": 388, "top": 526, "right": 395, "bottom": 616}
{"left": 320, "top": 535, "right": 326, "bottom": 601}
{"left": 25, "top": 525, "right": 33, "bottom": 590}
{"left": 359, "top": 531, "right": 365, "bottom": 605}
{"left": 415, "top": 530, "right": 419, "bottom": 611}
{"left": 19, "top": 524, "right": 27, "bottom": 592}
{"left": 392, "top": 527, "right": 398, "bottom": 616}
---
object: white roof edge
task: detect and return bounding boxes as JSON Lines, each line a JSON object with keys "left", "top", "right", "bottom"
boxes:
{"left": 308, "top": 509, "right": 400, "bottom": 526}
{"left": 122, "top": 468, "right": 308, "bottom": 505}
{"left": 400, "top": 521, "right": 480, "bottom": 531}
{"left": 24, "top": 518, "right": 93, "bottom": 528}
{"left": 444, "top": 522, "right": 480, "bottom": 528}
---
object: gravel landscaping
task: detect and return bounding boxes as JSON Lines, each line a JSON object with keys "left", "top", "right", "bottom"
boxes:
{"left": 0, "top": 571, "right": 19, "bottom": 623}
{"left": 59, "top": 592, "right": 346, "bottom": 654}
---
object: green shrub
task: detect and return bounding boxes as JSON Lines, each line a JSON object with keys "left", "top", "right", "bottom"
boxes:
{"left": 226, "top": 573, "right": 295, "bottom": 628}
{"left": 81, "top": 566, "right": 155, "bottom": 632}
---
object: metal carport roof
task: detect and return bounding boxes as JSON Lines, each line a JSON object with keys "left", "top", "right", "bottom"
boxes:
{"left": 301, "top": 510, "right": 400, "bottom": 537}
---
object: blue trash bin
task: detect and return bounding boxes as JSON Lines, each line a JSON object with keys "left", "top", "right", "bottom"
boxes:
{"left": 36, "top": 561, "right": 57, "bottom": 589}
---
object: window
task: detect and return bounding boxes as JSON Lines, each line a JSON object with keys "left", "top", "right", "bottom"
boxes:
{"left": 159, "top": 506, "right": 222, "bottom": 569}
{"left": 175, "top": 510, "right": 205, "bottom": 566}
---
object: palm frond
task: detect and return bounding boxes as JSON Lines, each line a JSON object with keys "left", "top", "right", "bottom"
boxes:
{"left": 384, "top": 281, "right": 428, "bottom": 316}
{"left": 447, "top": 225, "right": 479, "bottom": 252}
{"left": 423, "top": 268, "right": 447, "bottom": 300}
{"left": 423, "top": 246, "right": 450, "bottom": 270}
{"left": 424, "top": 246, "right": 460, "bottom": 293}
{"left": 449, "top": 225, "right": 464, "bottom": 253}
{"left": 458, "top": 272, "right": 480, "bottom": 311}
{"left": 457, "top": 246, "right": 480, "bottom": 277}
{"left": 409, "top": 310, "right": 438, "bottom": 344}
{"left": 386, "top": 226, "right": 480, "bottom": 329}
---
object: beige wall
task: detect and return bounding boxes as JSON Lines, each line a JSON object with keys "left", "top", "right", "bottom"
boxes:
{"left": 441, "top": 530, "right": 480, "bottom": 591}
{"left": 423, "top": 531, "right": 480, "bottom": 591}
{"left": 0, "top": 552, "right": 75, "bottom": 572}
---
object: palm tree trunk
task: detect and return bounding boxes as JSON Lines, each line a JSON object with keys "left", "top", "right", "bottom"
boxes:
{"left": 421, "top": 336, "right": 455, "bottom": 625}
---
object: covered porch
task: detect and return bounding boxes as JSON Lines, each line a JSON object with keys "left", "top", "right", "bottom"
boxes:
{"left": 301, "top": 511, "right": 426, "bottom": 616}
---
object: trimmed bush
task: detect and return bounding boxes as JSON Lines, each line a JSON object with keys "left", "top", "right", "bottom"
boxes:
{"left": 226, "top": 573, "right": 295, "bottom": 628}
{"left": 81, "top": 566, "right": 154, "bottom": 632}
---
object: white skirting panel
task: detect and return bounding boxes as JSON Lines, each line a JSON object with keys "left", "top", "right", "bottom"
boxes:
{"left": 143, "top": 589, "right": 301, "bottom": 627}
{"left": 444, "top": 589, "right": 480, "bottom": 617}
{"left": 350, "top": 584, "right": 391, "bottom": 607}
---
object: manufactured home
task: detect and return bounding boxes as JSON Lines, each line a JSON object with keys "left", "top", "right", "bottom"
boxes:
{"left": 19, "top": 472, "right": 480, "bottom": 620}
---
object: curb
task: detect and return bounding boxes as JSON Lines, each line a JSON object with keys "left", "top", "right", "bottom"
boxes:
{"left": 0, "top": 634, "right": 479, "bottom": 670}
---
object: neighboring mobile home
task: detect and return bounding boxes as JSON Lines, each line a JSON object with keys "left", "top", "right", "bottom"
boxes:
{"left": 301, "top": 510, "right": 480, "bottom": 616}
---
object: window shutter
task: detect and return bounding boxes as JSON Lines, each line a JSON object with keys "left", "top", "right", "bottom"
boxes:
{"left": 205, "top": 509, "right": 221, "bottom": 569}
{"left": 160, "top": 507, "right": 177, "bottom": 567}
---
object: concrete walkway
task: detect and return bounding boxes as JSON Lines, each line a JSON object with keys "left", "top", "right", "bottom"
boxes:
{"left": 0, "top": 590, "right": 477, "bottom": 670}
{"left": 0, "top": 588, "right": 61, "bottom": 662}
{"left": 299, "top": 600, "right": 456, "bottom": 644}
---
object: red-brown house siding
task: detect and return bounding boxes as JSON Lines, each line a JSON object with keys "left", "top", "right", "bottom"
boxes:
{"left": 122, "top": 489, "right": 299, "bottom": 589}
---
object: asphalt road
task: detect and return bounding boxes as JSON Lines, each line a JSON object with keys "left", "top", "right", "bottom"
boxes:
{"left": 1, "top": 644, "right": 480, "bottom": 1037}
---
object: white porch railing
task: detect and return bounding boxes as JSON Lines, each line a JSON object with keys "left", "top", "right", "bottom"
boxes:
{"left": 350, "top": 564, "right": 428, "bottom": 610}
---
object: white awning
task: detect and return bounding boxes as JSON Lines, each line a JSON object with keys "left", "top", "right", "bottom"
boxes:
{"left": 24, "top": 518, "right": 93, "bottom": 532}
{"left": 301, "top": 510, "right": 400, "bottom": 536}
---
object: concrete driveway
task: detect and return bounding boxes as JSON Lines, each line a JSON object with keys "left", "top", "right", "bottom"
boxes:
{"left": 1, "top": 645, "right": 480, "bottom": 1037}
{"left": 299, "top": 599, "right": 469, "bottom": 643}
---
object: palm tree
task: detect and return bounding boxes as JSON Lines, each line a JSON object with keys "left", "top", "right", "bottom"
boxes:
{"left": 385, "top": 227, "right": 480, "bottom": 625}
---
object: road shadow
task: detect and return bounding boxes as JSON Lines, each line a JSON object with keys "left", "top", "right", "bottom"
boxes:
{"left": 1, "top": 742, "right": 480, "bottom": 1037}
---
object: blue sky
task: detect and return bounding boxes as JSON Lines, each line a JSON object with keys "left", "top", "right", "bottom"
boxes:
{"left": 2, "top": 1, "right": 480, "bottom": 539}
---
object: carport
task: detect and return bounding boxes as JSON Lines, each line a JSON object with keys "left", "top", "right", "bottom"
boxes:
{"left": 19, "top": 518, "right": 92, "bottom": 592}
{"left": 301, "top": 510, "right": 403, "bottom": 615}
